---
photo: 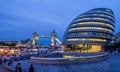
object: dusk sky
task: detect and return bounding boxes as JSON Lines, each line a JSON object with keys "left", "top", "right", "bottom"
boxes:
{"left": 0, "top": 0, "right": 120, "bottom": 42}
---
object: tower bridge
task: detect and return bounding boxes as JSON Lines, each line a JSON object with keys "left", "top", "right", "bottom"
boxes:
{"left": 17, "top": 31, "right": 62, "bottom": 48}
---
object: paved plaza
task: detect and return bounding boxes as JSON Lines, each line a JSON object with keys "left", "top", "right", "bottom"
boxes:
{"left": 0, "top": 66, "right": 2, "bottom": 72}
{"left": 1, "top": 54, "right": 120, "bottom": 72}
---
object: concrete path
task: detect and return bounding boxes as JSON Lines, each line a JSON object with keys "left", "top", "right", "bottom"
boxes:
{"left": 0, "top": 66, "right": 2, "bottom": 72}
{"left": 3, "top": 54, "right": 120, "bottom": 72}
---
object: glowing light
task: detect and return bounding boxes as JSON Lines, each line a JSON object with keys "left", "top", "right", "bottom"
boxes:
{"left": 64, "top": 55, "right": 75, "bottom": 58}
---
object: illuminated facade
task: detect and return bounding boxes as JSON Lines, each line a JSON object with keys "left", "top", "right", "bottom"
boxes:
{"left": 63, "top": 8, "right": 115, "bottom": 52}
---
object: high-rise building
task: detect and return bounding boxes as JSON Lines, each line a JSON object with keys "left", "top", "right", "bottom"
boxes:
{"left": 63, "top": 8, "right": 115, "bottom": 52}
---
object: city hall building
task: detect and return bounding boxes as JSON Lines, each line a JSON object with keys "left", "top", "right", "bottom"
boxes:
{"left": 63, "top": 8, "right": 115, "bottom": 52}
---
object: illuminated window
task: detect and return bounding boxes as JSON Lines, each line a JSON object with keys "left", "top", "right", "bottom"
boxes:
{"left": 73, "top": 17, "right": 114, "bottom": 24}
{"left": 74, "top": 44, "right": 102, "bottom": 52}
{"left": 79, "top": 14, "right": 114, "bottom": 20}
{"left": 67, "top": 38, "right": 106, "bottom": 42}
{"left": 98, "top": 14, "right": 114, "bottom": 20}
{"left": 69, "top": 27, "right": 113, "bottom": 32}
{"left": 71, "top": 22, "right": 114, "bottom": 29}
{"left": 87, "top": 10, "right": 114, "bottom": 17}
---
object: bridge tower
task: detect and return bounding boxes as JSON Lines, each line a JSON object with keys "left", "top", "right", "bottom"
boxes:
{"left": 51, "top": 30, "right": 56, "bottom": 47}
{"left": 32, "top": 32, "right": 39, "bottom": 48}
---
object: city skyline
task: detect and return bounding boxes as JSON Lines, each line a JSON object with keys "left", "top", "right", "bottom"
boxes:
{"left": 0, "top": 0, "right": 120, "bottom": 41}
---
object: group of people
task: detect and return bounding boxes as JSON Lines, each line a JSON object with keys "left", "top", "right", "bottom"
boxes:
{"left": 15, "top": 62, "right": 34, "bottom": 72}
{"left": 0, "top": 57, "right": 34, "bottom": 72}
{"left": 0, "top": 57, "right": 9, "bottom": 65}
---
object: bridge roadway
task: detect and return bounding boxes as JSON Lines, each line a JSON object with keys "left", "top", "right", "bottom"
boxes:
{"left": 2, "top": 53, "right": 120, "bottom": 72}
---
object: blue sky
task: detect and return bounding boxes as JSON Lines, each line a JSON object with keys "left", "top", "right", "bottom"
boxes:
{"left": 0, "top": 0, "right": 120, "bottom": 42}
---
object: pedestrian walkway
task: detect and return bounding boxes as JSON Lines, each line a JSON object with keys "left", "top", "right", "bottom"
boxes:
{"left": 3, "top": 54, "right": 120, "bottom": 72}
{"left": 0, "top": 66, "right": 2, "bottom": 72}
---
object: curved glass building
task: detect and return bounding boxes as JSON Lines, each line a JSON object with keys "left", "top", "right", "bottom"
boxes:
{"left": 63, "top": 8, "right": 115, "bottom": 52}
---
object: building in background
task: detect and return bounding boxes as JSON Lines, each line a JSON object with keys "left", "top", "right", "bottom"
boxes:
{"left": 63, "top": 8, "right": 115, "bottom": 52}
{"left": 110, "top": 32, "right": 120, "bottom": 45}
{"left": 0, "top": 41, "right": 17, "bottom": 47}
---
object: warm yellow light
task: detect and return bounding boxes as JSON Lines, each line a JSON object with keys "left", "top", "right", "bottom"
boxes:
{"left": 32, "top": 49, "right": 37, "bottom": 51}
{"left": 0, "top": 49, "right": 4, "bottom": 52}
{"left": 67, "top": 38, "right": 106, "bottom": 42}
{"left": 79, "top": 14, "right": 114, "bottom": 20}
{"left": 64, "top": 55, "right": 75, "bottom": 58}
{"left": 10, "top": 49, "right": 15, "bottom": 54}
{"left": 73, "top": 18, "right": 113, "bottom": 23}
{"left": 69, "top": 27, "right": 113, "bottom": 32}
{"left": 72, "top": 44, "right": 102, "bottom": 52}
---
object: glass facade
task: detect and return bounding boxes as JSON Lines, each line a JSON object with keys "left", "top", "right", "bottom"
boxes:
{"left": 63, "top": 8, "right": 115, "bottom": 52}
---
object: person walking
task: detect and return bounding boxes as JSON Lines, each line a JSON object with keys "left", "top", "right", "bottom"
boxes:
{"left": 29, "top": 64, "right": 34, "bottom": 72}
{"left": 15, "top": 62, "right": 22, "bottom": 72}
